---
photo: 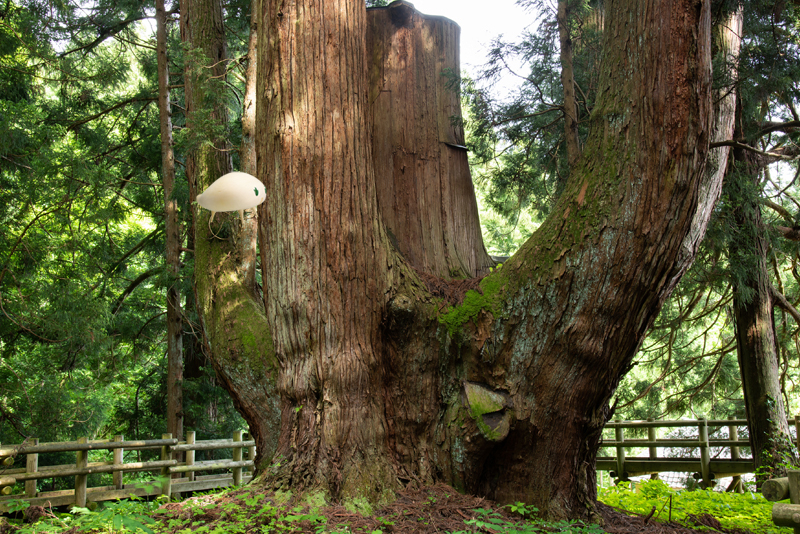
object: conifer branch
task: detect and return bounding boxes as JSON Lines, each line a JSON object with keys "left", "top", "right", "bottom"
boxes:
{"left": 66, "top": 96, "right": 156, "bottom": 131}
{"left": 762, "top": 198, "right": 794, "bottom": 222}
{"left": 772, "top": 285, "right": 800, "bottom": 325}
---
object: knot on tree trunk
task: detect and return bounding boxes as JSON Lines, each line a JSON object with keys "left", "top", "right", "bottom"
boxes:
{"left": 463, "top": 382, "right": 512, "bottom": 442}
{"left": 386, "top": 294, "right": 415, "bottom": 334}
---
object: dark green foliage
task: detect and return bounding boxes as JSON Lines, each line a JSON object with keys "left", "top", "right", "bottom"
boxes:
{"left": 464, "top": 0, "right": 602, "bottom": 227}
{"left": 0, "top": 0, "right": 244, "bottom": 447}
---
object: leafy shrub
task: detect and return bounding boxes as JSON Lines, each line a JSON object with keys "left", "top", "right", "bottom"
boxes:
{"left": 599, "top": 479, "right": 788, "bottom": 534}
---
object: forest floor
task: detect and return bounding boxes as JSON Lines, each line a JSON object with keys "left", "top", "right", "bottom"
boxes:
{"left": 0, "top": 482, "right": 761, "bottom": 533}
{"left": 150, "top": 482, "right": 758, "bottom": 534}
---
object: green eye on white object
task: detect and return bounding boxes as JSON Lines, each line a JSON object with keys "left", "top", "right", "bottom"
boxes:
{"left": 196, "top": 171, "right": 266, "bottom": 227}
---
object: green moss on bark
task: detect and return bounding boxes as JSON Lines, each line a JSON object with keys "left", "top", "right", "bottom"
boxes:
{"left": 438, "top": 273, "right": 507, "bottom": 337}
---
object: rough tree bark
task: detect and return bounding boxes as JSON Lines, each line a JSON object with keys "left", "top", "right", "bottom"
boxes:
{"left": 156, "top": 0, "right": 183, "bottom": 442}
{"left": 558, "top": 0, "right": 580, "bottom": 168}
{"left": 242, "top": 0, "right": 258, "bottom": 176}
{"left": 730, "top": 154, "right": 796, "bottom": 480}
{"left": 366, "top": 2, "right": 494, "bottom": 278}
{"left": 182, "top": 0, "right": 280, "bottom": 464}
{"left": 203, "top": 0, "right": 716, "bottom": 519}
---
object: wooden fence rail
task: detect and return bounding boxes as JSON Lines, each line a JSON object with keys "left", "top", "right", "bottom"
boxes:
{"left": 596, "top": 416, "right": 800, "bottom": 491}
{"left": 0, "top": 430, "right": 255, "bottom": 513}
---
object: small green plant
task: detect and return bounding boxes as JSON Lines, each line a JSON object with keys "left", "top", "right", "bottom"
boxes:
{"left": 5, "top": 498, "right": 30, "bottom": 514}
{"left": 463, "top": 507, "right": 508, "bottom": 531}
{"left": 599, "top": 478, "right": 784, "bottom": 534}
{"left": 305, "top": 489, "right": 327, "bottom": 512}
{"left": 506, "top": 501, "right": 538, "bottom": 518}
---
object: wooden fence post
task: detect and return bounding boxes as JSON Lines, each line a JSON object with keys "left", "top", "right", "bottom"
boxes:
{"left": 232, "top": 431, "right": 243, "bottom": 487}
{"left": 614, "top": 420, "right": 627, "bottom": 482}
{"left": 75, "top": 437, "right": 88, "bottom": 508}
{"left": 160, "top": 433, "right": 172, "bottom": 498}
{"left": 186, "top": 431, "right": 195, "bottom": 482}
{"left": 647, "top": 418, "right": 659, "bottom": 480}
{"left": 113, "top": 435, "right": 124, "bottom": 490}
{"left": 246, "top": 432, "right": 256, "bottom": 477}
{"left": 25, "top": 438, "right": 38, "bottom": 498}
{"left": 698, "top": 418, "right": 712, "bottom": 489}
{"left": 727, "top": 417, "right": 743, "bottom": 493}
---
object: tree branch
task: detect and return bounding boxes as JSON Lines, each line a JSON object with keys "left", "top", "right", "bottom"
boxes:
{"left": 709, "top": 140, "right": 798, "bottom": 161}
{"left": 757, "top": 120, "right": 800, "bottom": 138}
{"left": 59, "top": 16, "right": 150, "bottom": 58}
{"left": 772, "top": 285, "right": 800, "bottom": 325}
{"left": 112, "top": 267, "right": 164, "bottom": 315}
{"left": 107, "top": 227, "right": 164, "bottom": 274}
{"left": 67, "top": 96, "right": 156, "bottom": 132}
{"left": 775, "top": 226, "right": 800, "bottom": 241}
{"left": 762, "top": 198, "right": 794, "bottom": 222}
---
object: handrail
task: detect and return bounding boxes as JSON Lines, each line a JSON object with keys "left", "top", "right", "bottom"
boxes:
{"left": 0, "top": 439, "right": 179, "bottom": 456}
{"left": 596, "top": 416, "right": 775, "bottom": 492}
{"left": 0, "top": 430, "right": 255, "bottom": 513}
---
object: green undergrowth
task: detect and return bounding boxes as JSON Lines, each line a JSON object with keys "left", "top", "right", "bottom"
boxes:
{"left": 0, "top": 487, "right": 600, "bottom": 534}
{"left": 598, "top": 479, "right": 787, "bottom": 534}
{"left": 1, "top": 479, "right": 786, "bottom": 534}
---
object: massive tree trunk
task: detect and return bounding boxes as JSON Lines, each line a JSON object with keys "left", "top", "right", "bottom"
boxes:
{"left": 156, "top": 0, "right": 183, "bottom": 443}
{"left": 203, "top": 0, "right": 714, "bottom": 519}
{"left": 182, "top": 0, "right": 280, "bottom": 465}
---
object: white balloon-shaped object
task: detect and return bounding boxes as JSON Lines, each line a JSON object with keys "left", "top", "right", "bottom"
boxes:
{"left": 196, "top": 172, "right": 266, "bottom": 212}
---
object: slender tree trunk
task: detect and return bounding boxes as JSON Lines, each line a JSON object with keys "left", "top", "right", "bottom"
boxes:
{"left": 558, "top": 0, "right": 580, "bottom": 169}
{"left": 730, "top": 170, "right": 796, "bottom": 480}
{"left": 182, "top": 0, "right": 280, "bottom": 467}
{"left": 156, "top": 0, "right": 183, "bottom": 443}
{"left": 730, "top": 105, "right": 797, "bottom": 480}
{"left": 241, "top": 0, "right": 258, "bottom": 176}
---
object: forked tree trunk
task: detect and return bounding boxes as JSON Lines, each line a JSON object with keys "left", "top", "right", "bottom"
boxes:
{"left": 208, "top": 0, "right": 715, "bottom": 519}
{"left": 182, "top": 0, "right": 280, "bottom": 464}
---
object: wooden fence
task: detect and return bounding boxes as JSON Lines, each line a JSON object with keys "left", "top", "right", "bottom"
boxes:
{"left": 0, "top": 431, "right": 254, "bottom": 513}
{"left": 596, "top": 417, "right": 800, "bottom": 491}
{"left": 2, "top": 417, "right": 796, "bottom": 510}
